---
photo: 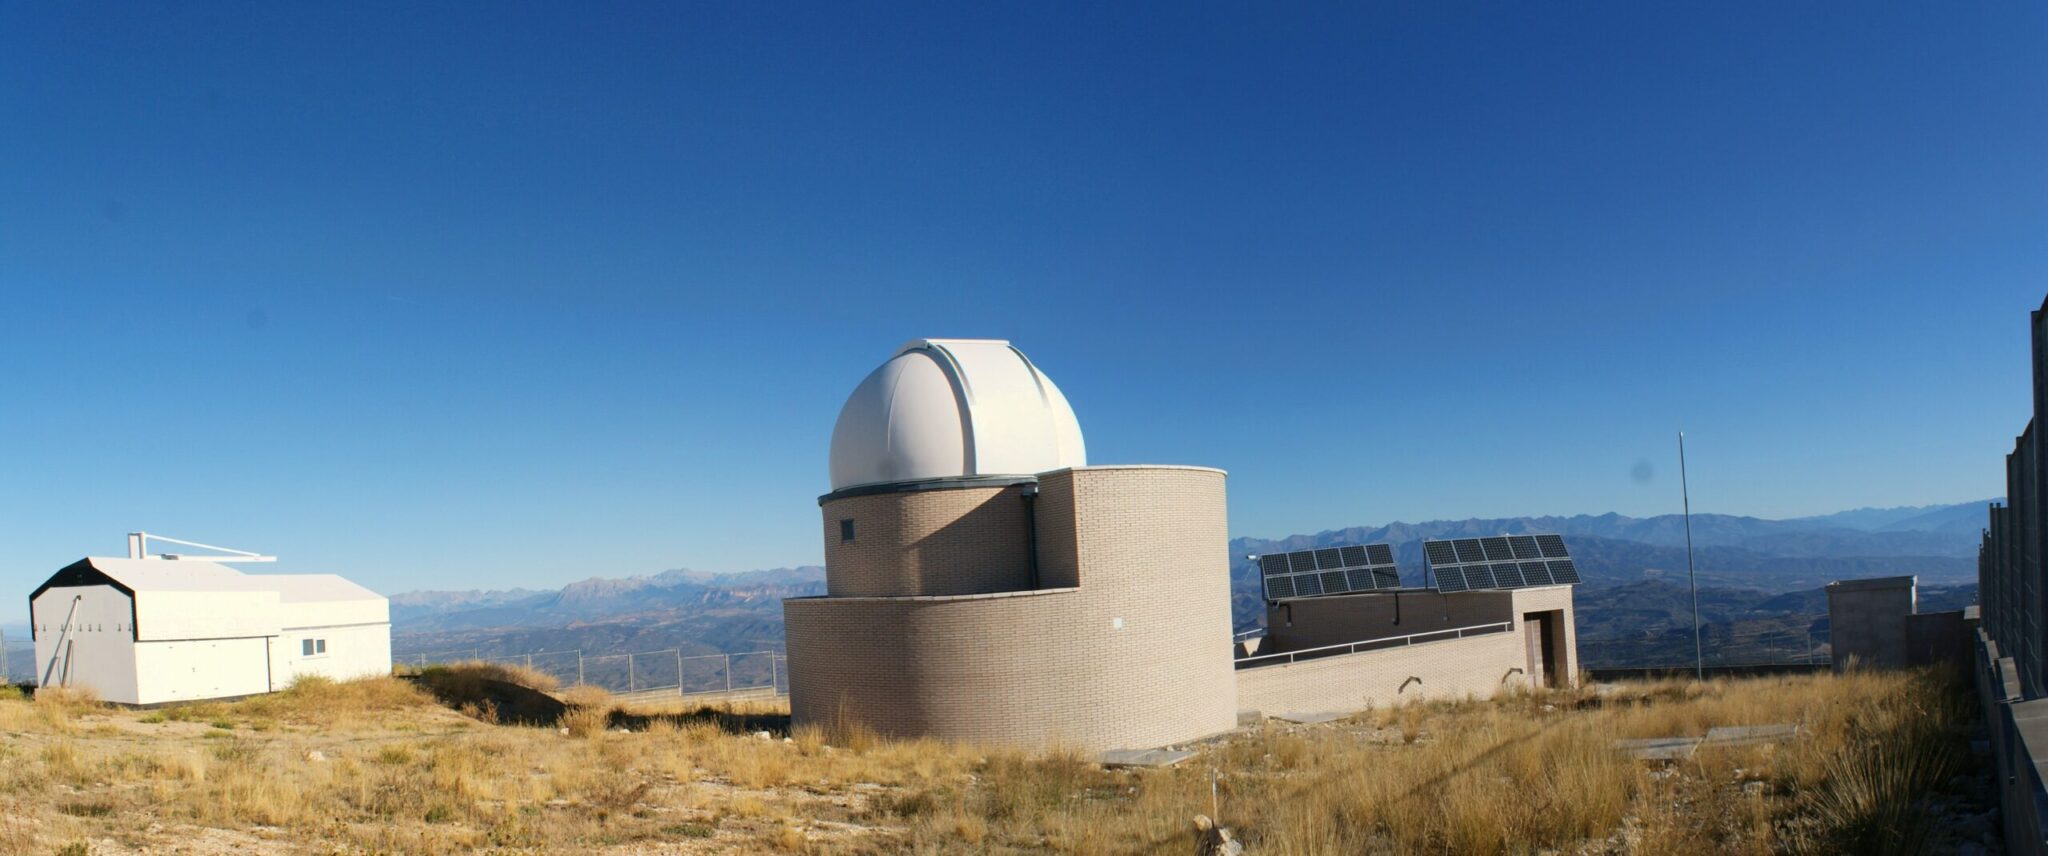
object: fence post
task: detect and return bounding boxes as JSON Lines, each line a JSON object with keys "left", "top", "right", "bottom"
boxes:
{"left": 724, "top": 653, "right": 732, "bottom": 693}
{"left": 577, "top": 651, "right": 585, "bottom": 686}
{"left": 629, "top": 654, "right": 636, "bottom": 692}
{"left": 675, "top": 650, "right": 684, "bottom": 697}
{"left": 526, "top": 653, "right": 533, "bottom": 670}
{"left": 770, "top": 652, "right": 779, "bottom": 695}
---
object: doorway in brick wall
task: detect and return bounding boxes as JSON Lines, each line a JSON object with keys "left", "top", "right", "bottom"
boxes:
{"left": 1522, "top": 611, "right": 1564, "bottom": 688}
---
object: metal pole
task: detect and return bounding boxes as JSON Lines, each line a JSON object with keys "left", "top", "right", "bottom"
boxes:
{"left": 577, "top": 651, "right": 584, "bottom": 686}
{"left": 674, "top": 650, "right": 684, "bottom": 695}
{"left": 724, "top": 654, "right": 732, "bottom": 693}
{"left": 628, "top": 655, "right": 636, "bottom": 692}
{"left": 1680, "top": 432, "right": 1703, "bottom": 681}
{"left": 770, "top": 652, "right": 779, "bottom": 695}
{"left": 525, "top": 653, "right": 533, "bottom": 670}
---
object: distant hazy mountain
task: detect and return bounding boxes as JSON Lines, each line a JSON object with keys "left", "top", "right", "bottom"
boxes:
{"left": 378, "top": 502, "right": 1993, "bottom": 671}
{"left": 1788, "top": 499, "right": 2000, "bottom": 534}
{"left": 387, "top": 567, "right": 824, "bottom": 670}
{"left": 1233, "top": 508, "right": 1985, "bottom": 559}
{"left": 394, "top": 566, "right": 824, "bottom": 633}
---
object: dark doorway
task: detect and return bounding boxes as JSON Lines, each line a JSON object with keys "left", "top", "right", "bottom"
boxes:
{"left": 1522, "top": 611, "right": 1563, "bottom": 688}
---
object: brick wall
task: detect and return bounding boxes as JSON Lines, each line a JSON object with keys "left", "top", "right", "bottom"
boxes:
{"left": 786, "top": 466, "right": 1237, "bottom": 751}
{"left": 820, "top": 484, "right": 1033, "bottom": 597}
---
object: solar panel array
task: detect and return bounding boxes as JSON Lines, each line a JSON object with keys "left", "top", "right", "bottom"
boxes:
{"left": 1258, "top": 543, "right": 1400, "bottom": 600}
{"left": 1422, "top": 534, "right": 1581, "bottom": 593}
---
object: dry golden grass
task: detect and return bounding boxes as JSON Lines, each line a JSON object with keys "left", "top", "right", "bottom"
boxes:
{"left": 0, "top": 668, "right": 1986, "bottom": 855}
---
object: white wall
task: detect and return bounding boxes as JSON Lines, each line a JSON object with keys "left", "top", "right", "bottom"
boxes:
{"left": 269, "top": 623, "right": 391, "bottom": 686}
{"left": 134, "top": 589, "right": 278, "bottom": 641}
{"left": 133, "top": 638, "right": 273, "bottom": 704}
{"left": 30, "top": 585, "right": 140, "bottom": 704}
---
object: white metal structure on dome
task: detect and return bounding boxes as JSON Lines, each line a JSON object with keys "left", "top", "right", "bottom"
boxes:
{"left": 827, "top": 339, "right": 1086, "bottom": 491}
{"left": 125, "top": 531, "right": 276, "bottom": 562}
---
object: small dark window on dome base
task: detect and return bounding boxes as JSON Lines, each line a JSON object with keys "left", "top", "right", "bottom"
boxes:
{"left": 840, "top": 519, "right": 855, "bottom": 542}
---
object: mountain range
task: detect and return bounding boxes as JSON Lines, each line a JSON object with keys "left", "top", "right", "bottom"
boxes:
{"left": 358, "top": 499, "right": 1998, "bottom": 672}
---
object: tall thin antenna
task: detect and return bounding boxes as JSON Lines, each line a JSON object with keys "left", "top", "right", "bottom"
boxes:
{"left": 1679, "top": 432, "right": 1703, "bottom": 680}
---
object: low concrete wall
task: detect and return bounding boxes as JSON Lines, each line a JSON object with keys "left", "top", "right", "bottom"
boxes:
{"left": 1236, "top": 630, "right": 1526, "bottom": 714}
{"left": 1975, "top": 627, "right": 2048, "bottom": 856}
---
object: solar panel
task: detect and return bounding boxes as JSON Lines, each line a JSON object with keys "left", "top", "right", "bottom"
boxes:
{"left": 1463, "top": 563, "right": 1498, "bottom": 589}
{"left": 1420, "top": 533, "right": 1578, "bottom": 593}
{"left": 1424, "top": 541, "right": 1458, "bottom": 566}
{"left": 1546, "top": 559, "right": 1580, "bottom": 584}
{"left": 1434, "top": 565, "right": 1471, "bottom": 593}
{"left": 1256, "top": 542, "right": 1405, "bottom": 600}
{"left": 1491, "top": 562, "right": 1525, "bottom": 588}
{"left": 1453, "top": 539, "right": 1487, "bottom": 563}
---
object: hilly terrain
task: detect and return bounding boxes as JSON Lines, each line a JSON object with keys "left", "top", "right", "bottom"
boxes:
{"left": 8, "top": 500, "right": 1966, "bottom": 682}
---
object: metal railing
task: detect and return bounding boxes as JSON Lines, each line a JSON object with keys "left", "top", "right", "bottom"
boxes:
{"left": 1234, "top": 621, "right": 1513, "bottom": 668}
{"left": 402, "top": 647, "right": 788, "bottom": 697}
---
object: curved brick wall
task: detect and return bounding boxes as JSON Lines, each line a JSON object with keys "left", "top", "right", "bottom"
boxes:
{"left": 820, "top": 484, "right": 1034, "bottom": 597}
{"left": 786, "top": 466, "right": 1236, "bottom": 751}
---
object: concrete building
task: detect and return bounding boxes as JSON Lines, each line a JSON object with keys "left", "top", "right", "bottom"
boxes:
{"left": 1825, "top": 575, "right": 1970, "bottom": 673}
{"left": 29, "top": 556, "right": 391, "bottom": 705}
{"left": 785, "top": 338, "right": 1579, "bottom": 752}
{"left": 1826, "top": 576, "right": 1917, "bottom": 670}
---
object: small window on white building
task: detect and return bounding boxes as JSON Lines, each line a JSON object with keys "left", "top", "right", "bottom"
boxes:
{"left": 302, "top": 639, "right": 328, "bottom": 656}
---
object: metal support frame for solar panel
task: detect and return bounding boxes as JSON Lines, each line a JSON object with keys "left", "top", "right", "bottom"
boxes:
{"left": 1258, "top": 543, "right": 1400, "bottom": 600}
{"left": 1421, "top": 534, "right": 1579, "bottom": 594}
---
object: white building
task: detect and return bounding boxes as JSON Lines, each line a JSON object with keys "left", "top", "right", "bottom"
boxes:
{"left": 29, "top": 557, "right": 392, "bottom": 705}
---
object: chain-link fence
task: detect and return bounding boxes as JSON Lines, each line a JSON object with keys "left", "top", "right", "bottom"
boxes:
{"left": 401, "top": 647, "right": 788, "bottom": 697}
{"left": 1580, "top": 622, "right": 1830, "bottom": 670}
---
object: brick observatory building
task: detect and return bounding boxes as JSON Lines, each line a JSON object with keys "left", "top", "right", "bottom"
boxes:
{"left": 783, "top": 339, "right": 1238, "bottom": 752}
{"left": 785, "top": 338, "right": 1580, "bottom": 753}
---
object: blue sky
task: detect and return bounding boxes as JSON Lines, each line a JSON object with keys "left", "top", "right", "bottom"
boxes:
{"left": 2, "top": 3, "right": 2043, "bottom": 611}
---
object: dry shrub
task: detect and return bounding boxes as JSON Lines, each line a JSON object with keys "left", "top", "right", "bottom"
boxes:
{"left": 35, "top": 686, "right": 102, "bottom": 711}
{"left": 560, "top": 705, "right": 611, "bottom": 739}
{"left": 557, "top": 684, "right": 612, "bottom": 708}
{"left": 419, "top": 661, "right": 560, "bottom": 694}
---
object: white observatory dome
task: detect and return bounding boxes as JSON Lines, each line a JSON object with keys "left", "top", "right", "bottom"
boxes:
{"left": 828, "top": 339, "right": 1086, "bottom": 492}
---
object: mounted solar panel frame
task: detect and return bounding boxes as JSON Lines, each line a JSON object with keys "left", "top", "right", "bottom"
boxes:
{"left": 1257, "top": 542, "right": 1404, "bottom": 600}
{"left": 1421, "top": 533, "right": 1580, "bottom": 593}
